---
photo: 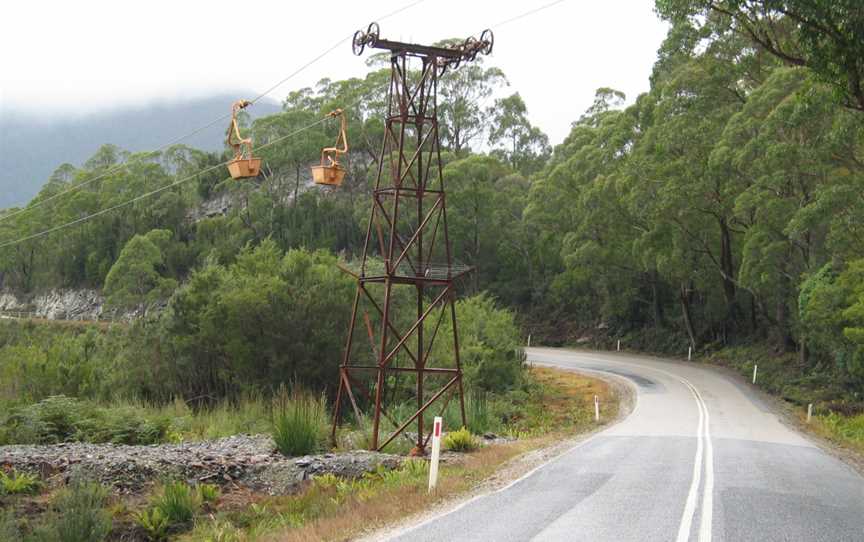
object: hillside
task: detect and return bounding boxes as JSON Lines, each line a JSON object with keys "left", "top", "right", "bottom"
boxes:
{"left": 0, "top": 94, "right": 281, "bottom": 208}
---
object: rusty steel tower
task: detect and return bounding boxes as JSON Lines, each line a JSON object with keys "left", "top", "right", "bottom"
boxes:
{"left": 331, "top": 23, "right": 493, "bottom": 452}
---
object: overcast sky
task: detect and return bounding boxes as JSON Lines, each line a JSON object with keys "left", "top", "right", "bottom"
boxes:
{"left": 0, "top": 0, "right": 668, "bottom": 145}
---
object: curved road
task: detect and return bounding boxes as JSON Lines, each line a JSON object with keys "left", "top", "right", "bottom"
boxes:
{"left": 386, "top": 348, "right": 864, "bottom": 542}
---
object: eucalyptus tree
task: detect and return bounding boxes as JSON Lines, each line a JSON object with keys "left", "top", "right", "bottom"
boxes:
{"left": 488, "top": 93, "right": 551, "bottom": 176}
{"left": 655, "top": 0, "right": 864, "bottom": 112}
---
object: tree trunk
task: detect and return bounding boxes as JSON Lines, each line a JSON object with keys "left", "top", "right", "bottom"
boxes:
{"left": 749, "top": 291, "right": 758, "bottom": 333}
{"left": 798, "top": 338, "right": 809, "bottom": 368}
{"left": 679, "top": 281, "right": 697, "bottom": 350}
{"left": 651, "top": 271, "right": 664, "bottom": 328}
{"left": 775, "top": 271, "right": 795, "bottom": 352}
{"left": 719, "top": 218, "right": 738, "bottom": 336}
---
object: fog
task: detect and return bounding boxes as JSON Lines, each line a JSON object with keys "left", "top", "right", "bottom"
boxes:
{"left": 1, "top": 0, "right": 667, "bottom": 145}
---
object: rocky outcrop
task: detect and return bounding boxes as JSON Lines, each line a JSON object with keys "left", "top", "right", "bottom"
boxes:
{"left": 0, "top": 435, "right": 402, "bottom": 495}
{"left": 187, "top": 189, "right": 241, "bottom": 222}
{"left": 0, "top": 289, "right": 107, "bottom": 320}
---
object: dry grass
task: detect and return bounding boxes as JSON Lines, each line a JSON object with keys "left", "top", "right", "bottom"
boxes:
{"left": 269, "top": 442, "right": 530, "bottom": 542}
{"left": 260, "top": 367, "right": 617, "bottom": 542}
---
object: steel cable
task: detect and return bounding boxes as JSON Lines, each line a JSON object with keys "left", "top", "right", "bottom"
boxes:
{"left": 0, "top": 0, "right": 426, "bottom": 225}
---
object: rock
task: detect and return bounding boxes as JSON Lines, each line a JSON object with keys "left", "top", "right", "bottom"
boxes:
{"left": 0, "top": 435, "right": 402, "bottom": 496}
{"left": 0, "top": 288, "right": 138, "bottom": 321}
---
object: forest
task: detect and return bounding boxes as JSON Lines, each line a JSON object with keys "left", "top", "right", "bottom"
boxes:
{"left": 1, "top": 0, "right": 864, "bottom": 409}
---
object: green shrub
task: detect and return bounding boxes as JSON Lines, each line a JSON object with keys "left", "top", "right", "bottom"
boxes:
{"left": 0, "top": 469, "right": 40, "bottom": 495}
{"left": 272, "top": 385, "right": 327, "bottom": 457}
{"left": 134, "top": 507, "right": 170, "bottom": 541}
{"left": 149, "top": 481, "right": 201, "bottom": 525}
{"left": 197, "top": 483, "right": 221, "bottom": 504}
{"left": 443, "top": 427, "right": 479, "bottom": 452}
{"left": 0, "top": 396, "right": 169, "bottom": 446}
{"left": 32, "top": 478, "right": 112, "bottom": 542}
{"left": 400, "top": 458, "right": 429, "bottom": 478}
{"left": 430, "top": 294, "right": 525, "bottom": 393}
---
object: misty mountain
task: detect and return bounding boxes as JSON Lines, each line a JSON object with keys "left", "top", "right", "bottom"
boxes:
{"left": 0, "top": 93, "right": 282, "bottom": 209}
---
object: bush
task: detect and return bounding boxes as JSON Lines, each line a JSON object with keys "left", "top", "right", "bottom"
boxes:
{"left": 431, "top": 294, "right": 525, "bottom": 393}
{"left": 272, "top": 385, "right": 327, "bottom": 457}
{"left": 0, "top": 322, "right": 111, "bottom": 406}
{"left": 0, "top": 396, "right": 169, "bottom": 445}
{"left": 0, "top": 469, "right": 40, "bottom": 495}
{"left": 197, "top": 483, "right": 221, "bottom": 504}
{"left": 31, "top": 478, "right": 112, "bottom": 542}
{"left": 149, "top": 481, "right": 201, "bottom": 525}
{"left": 143, "top": 242, "right": 355, "bottom": 402}
{"left": 443, "top": 427, "right": 479, "bottom": 452}
{"left": 134, "top": 507, "right": 170, "bottom": 541}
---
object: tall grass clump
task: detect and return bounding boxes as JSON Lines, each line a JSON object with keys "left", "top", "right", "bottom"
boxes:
{"left": 440, "top": 391, "right": 498, "bottom": 435}
{"left": 272, "top": 384, "right": 327, "bottom": 457}
{"left": 150, "top": 481, "right": 201, "bottom": 524}
{"left": 31, "top": 477, "right": 112, "bottom": 542}
{"left": 443, "top": 427, "right": 479, "bottom": 452}
{"left": 134, "top": 480, "right": 203, "bottom": 540}
{"left": 0, "top": 509, "right": 21, "bottom": 542}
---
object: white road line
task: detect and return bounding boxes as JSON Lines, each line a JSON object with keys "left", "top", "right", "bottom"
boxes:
{"left": 693, "top": 384, "right": 714, "bottom": 542}
{"left": 676, "top": 379, "right": 704, "bottom": 542}
{"left": 378, "top": 359, "right": 641, "bottom": 541}
{"left": 537, "top": 351, "right": 715, "bottom": 542}
{"left": 384, "top": 350, "right": 718, "bottom": 542}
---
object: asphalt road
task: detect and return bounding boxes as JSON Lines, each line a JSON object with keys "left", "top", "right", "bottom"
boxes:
{"left": 384, "top": 348, "right": 864, "bottom": 542}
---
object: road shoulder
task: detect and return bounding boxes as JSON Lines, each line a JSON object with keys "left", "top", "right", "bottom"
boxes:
{"left": 356, "top": 367, "right": 636, "bottom": 542}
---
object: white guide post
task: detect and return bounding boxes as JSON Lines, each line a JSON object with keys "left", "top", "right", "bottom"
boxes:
{"left": 428, "top": 416, "right": 443, "bottom": 493}
{"left": 807, "top": 403, "right": 813, "bottom": 423}
{"left": 688, "top": 346, "right": 692, "bottom": 361}
{"left": 617, "top": 340, "right": 621, "bottom": 352}
{"left": 527, "top": 334, "right": 532, "bottom": 347}
{"left": 752, "top": 364, "right": 758, "bottom": 384}
{"left": 594, "top": 394, "right": 600, "bottom": 422}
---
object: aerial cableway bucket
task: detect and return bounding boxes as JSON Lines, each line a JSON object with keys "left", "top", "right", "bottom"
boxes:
{"left": 311, "top": 109, "right": 348, "bottom": 187}
{"left": 226, "top": 99, "right": 262, "bottom": 179}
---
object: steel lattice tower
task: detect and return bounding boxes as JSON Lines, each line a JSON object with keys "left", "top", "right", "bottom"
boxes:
{"left": 331, "top": 24, "right": 493, "bottom": 452}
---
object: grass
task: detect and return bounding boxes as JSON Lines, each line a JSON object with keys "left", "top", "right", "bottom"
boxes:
{"left": 0, "top": 509, "right": 21, "bottom": 542}
{"left": 272, "top": 385, "right": 328, "bottom": 457}
{"left": 810, "top": 411, "right": 864, "bottom": 455}
{"left": 31, "top": 477, "right": 112, "bottom": 542}
{"left": 198, "top": 483, "right": 221, "bottom": 504}
{"left": 151, "top": 481, "right": 202, "bottom": 525}
{"left": 133, "top": 481, "right": 208, "bottom": 540}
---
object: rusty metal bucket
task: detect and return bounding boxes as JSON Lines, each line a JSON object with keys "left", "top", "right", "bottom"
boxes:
{"left": 312, "top": 109, "right": 348, "bottom": 187}
{"left": 311, "top": 164, "right": 346, "bottom": 186}
{"left": 228, "top": 158, "right": 262, "bottom": 179}
{"left": 226, "top": 100, "right": 262, "bottom": 180}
